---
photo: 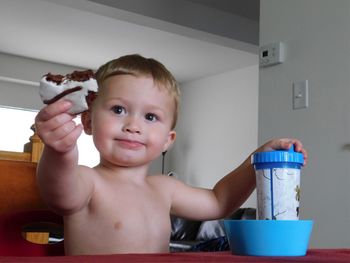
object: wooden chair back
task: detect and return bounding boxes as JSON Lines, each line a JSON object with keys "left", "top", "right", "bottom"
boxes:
{"left": 0, "top": 124, "right": 43, "bottom": 163}
{"left": 0, "top": 125, "right": 64, "bottom": 256}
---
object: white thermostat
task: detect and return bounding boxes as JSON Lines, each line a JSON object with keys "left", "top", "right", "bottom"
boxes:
{"left": 259, "top": 42, "right": 285, "bottom": 67}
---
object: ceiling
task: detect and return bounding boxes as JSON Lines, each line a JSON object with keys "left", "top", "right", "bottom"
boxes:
{"left": 0, "top": 0, "right": 259, "bottom": 83}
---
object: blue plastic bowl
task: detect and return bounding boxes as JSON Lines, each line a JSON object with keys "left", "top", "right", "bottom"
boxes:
{"left": 224, "top": 220, "right": 313, "bottom": 256}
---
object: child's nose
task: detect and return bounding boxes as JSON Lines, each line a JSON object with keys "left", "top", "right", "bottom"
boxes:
{"left": 123, "top": 115, "right": 141, "bottom": 134}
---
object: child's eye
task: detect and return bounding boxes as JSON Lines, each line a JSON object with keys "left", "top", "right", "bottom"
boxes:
{"left": 145, "top": 113, "right": 158, "bottom": 122}
{"left": 111, "top": 105, "right": 126, "bottom": 115}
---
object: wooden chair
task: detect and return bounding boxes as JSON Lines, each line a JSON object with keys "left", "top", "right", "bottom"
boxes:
{"left": 0, "top": 124, "right": 43, "bottom": 164}
{"left": 0, "top": 125, "right": 64, "bottom": 256}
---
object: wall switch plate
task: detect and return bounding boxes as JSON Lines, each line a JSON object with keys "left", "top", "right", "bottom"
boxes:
{"left": 259, "top": 42, "right": 285, "bottom": 67}
{"left": 293, "top": 80, "right": 309, "bottom": 109}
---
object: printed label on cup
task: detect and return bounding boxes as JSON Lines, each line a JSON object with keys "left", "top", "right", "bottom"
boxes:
{"left": 256, "top": 167, "right": 300, "bottom": 220}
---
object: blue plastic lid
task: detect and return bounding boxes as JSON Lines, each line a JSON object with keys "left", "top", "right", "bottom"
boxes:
{"left": 251, "top": 145, "right": 304, "bottom": 165}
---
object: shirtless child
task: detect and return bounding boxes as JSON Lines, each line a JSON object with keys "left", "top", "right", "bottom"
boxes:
{"left": 35, "top": 54, "right": 307, "bottom": 255}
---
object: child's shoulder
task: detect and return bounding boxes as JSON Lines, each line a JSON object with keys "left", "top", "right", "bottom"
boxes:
{"left": 147, "top": 174, "right": 189, "bottom": 193}
{"left": 147, "top": 174, "right": 179, "bottom": 188}
{"left": 147, "top": 174, "right": 175, "bottom": 182}
{"left": 77, "top": 164, "right": 100, "bottom": 180}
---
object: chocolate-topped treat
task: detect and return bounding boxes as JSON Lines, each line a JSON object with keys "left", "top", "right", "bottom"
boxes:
{"left": 39, "top": 70, "right": 98, "bottom": 114}
{"left": 44, "top": 73, "right": 65, "bottom": 85}
{"left": 67, "top": 70, "right": 95, "bottom": 82}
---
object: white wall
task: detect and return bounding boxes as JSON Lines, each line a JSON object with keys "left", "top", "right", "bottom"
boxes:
{"left": 260, "top": 0, "right": 350, "bottom": 248}
{"left": 170, "top": 65, "right": 259, "bottom": 208}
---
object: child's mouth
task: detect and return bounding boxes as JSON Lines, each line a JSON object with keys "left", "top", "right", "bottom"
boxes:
{"left": 116, "top": 139, "right": 144, "bottom": 149}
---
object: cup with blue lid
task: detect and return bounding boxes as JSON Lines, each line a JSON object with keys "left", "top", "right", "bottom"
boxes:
{"left": 252, "top": 144, "right": 304, "bottom": 220}
{"left": 224, "top": 145, "right": 313, "bottom": 256}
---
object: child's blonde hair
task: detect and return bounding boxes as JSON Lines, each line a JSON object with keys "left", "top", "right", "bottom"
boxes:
{"left": 95, "top": 54, "right": 180, "bottom": 129}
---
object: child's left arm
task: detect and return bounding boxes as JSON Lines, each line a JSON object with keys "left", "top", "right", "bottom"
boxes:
{"left": 170, "top": 138, "right": 307, "bottom": 220}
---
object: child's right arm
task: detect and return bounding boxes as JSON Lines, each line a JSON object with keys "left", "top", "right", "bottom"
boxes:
{"left": 35, "top": 100, "right": 94, "bottom": 215}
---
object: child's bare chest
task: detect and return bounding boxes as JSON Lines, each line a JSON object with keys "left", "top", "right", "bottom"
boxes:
{"left": 96, "top": 187, "right": 170, "bottom": 228}
{"left": 65, "top": 181, "right": 172, "bottom": 254}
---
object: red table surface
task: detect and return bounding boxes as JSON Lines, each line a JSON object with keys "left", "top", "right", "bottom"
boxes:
{"left": 0, "top": 249, "right": 349, "bottom": 263}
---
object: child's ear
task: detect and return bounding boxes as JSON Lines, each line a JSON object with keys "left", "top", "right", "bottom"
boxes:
{"left": 81, "top": 111, "right": 92, "bottom": 135}
{"left": 163, "top": 130, "right": 176, "bottom": 152}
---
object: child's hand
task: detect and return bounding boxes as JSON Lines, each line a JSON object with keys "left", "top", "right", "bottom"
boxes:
{"left": 35, "top": 100, "right": 83, "bottom": 153}
{"left": 258, "top": 138, "right": 308, "bottom": 165}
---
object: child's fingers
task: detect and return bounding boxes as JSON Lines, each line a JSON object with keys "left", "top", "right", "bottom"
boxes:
{"left": 51, "top": 124, "right": 83, "bottom": 153}
{"left": 36, "top": 100, "right": 72, "bottom": 122}
{"left": 34, "top": 100, "right": 82, "bottom": 153}
{"left": 266, "top": 138, "right": 303, "bottom": 151}
{"left": 262, "top": 138, "right": 308, "bottom": 165}
{"left": 40, "top": 112, "right": 74, "bottom": 131}
{"left": 277, "top": 138, "right": 299, "bottom": 150}
{"left": 292, "top": 139, "right": 303, "bottom": 151}
{"left": 46, "top": 120, "right": 77, "bottom": 142}
{"left": 35, "top": 100, "right": 75, "bottom": 139}
{"left": 267, "top": 138, "right": 292, "bottom": 150}
{"left": 36, "top": 113, "right": 75, "bottom": 143}
{"left": 281, "top": 138, "right": 308, "bottom": 165}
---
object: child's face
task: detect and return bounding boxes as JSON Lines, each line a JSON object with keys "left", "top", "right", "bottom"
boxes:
{"left": 86, "top": 74, "right": 176, "bottom": 167}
